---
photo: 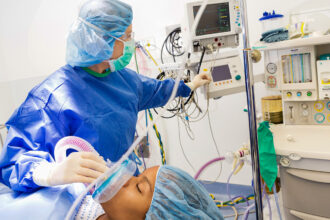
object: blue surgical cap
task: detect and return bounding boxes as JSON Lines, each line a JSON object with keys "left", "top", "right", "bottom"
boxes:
{"left": 146, "top": 166, "right": 224, "bottom": 220}
{"left": 66, "top": 0, "right": 133, "bottom": 67}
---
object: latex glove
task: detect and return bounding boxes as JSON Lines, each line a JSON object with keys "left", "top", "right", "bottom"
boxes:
{"left": 33, "top": 152, "right": 107, "bottom": 186}
{"left": 186, "top": 72, "right": 212, "bottom": 91}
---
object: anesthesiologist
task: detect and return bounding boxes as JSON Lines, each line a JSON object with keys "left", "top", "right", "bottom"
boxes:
{"left": 0, "top": 0, "right": 211, "bottom": 192}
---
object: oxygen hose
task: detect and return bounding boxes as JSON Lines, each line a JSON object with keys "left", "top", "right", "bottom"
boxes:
{"left": 66, "top": 0, "right": 210, "bottom": 217}
{"left": 65, "top": 70, "right": 184, "bottom": 220}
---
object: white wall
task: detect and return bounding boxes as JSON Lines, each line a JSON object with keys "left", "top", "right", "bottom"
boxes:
{"left": 0, "top": 0, "right": 326, "bottom": 184}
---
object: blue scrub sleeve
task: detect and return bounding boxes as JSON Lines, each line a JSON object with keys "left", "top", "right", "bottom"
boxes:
{"left": 137, "top": 74, "right": 191, "bottom": 111}
{"left": 0, "top": 104, "right": 64, "bottom": 192}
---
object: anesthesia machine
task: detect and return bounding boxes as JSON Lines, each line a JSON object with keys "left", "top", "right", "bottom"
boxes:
{"left": 254, "top": 7, "right": 330, "bottom": 219}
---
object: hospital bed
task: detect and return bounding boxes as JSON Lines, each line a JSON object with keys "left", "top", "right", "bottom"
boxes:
{"left": 0, "top": 182, "right": 85, "bottom": 220}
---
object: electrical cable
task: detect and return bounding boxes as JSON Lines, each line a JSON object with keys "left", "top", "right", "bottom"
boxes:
{"left": 142, "top": 44, "right": 195, "bottom": 120}
{"left": 65, "top": 59, "right": 184, "bottom": 220}
{"left": 231, "top": 195, "right": 250, "bottom": 207}
{"left": 231, "top": 206, "right": 238, "bottom": 220}
{"left": 189, "top": 100, "right": 209, "bottom": 122}
{"left": 161, "top": 27, "right": 184, "bottom": 64}
{"left": 190, "top": 0, "right": 210, "bottom": 52}
{"left": 178, "top": 118, "right": 197, "bottom": 172}
{"left": 197, "top": 47, "right": 206, "bottom": 74}
{"left": 147, "top": 109, "right": 166, "bottom": 165}
{"left": 212, "top": 194, "right": 254, "bottom": 208}
{"left": 139, "top": 143, "right": 147, "bottom": 171}
{"left": 223, "top": 210, "right": 256, "bottom": 218}
{"left": 206, "top": 108, "right": 223, "bottom": 183}
{"left": 134, "top": 47, "right": 140, "bottom": 74}
{"left": 144, "top": 46, "right": 162, "bottom": 73}
{"left": 145, "top": 110, "right": 149, "bottom": 147}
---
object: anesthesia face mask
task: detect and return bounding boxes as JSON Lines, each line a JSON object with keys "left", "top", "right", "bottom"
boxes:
{"left": 92, "top": 159, "right": 137, "bottom": 203}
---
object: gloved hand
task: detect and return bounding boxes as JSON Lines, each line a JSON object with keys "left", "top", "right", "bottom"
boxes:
{"left": 33, "top": 152, "right": 107, "bottom": 186}
{"left": 186, "top": 72, "right": 212, "bottom": 91}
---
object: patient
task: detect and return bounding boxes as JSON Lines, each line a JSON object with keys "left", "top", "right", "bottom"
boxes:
{"left": 95, "top": 165, "right": 224, "bottom": 220}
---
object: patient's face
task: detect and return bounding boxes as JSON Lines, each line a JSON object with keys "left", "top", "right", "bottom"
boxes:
{"left": 100, "top": 166, "right": 159, "bottom": 220}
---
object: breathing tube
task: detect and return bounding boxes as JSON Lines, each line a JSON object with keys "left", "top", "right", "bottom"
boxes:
{"left": 65, "top": 1, "right": 210, "bottom": 217}
{"left": 55, "top": 136, "right": 138, "bottom": 205}
{"left": 65, "top": 69, "right": 184, "bottom": 220}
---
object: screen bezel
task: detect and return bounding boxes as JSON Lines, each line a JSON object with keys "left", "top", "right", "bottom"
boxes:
{"left": 187, "top": 0, "right": 237, "bottom": 39}
{"left": 211, "top": 64, "right": 232, "bottom": 82}
{"left": 193, "top": 2, "right": 231, "bottom": 36}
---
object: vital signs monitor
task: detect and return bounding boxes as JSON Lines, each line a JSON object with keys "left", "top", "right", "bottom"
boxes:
{"left": 182, "top": 0, "right": 242, "bottom": 52}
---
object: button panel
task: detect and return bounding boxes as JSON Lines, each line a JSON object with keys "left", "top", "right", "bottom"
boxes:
{"left": 284, "top": 101, "right": 330, "bottom": 125}
{"left": 284, "top": 90, "right": 316, "bottom": 100}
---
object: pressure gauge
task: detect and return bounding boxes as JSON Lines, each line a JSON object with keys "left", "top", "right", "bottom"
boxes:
{"left": 266, "top": 63, "right": 277, "bottom": 74}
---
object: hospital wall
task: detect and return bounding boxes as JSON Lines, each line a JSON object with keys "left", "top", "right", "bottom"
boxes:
{"left": 0, "top": 0, "right": 326, "bottom": 184}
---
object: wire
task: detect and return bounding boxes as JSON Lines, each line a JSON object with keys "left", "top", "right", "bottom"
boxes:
{"left": 223, "top": 210, "right": 256, "bottom": 218}
{"left": 143, "top": 46, "right": 162, "bottom": 73}
{"left": 65, "top": 54, "right": 185, "bottom": 220}
{"left": 210, "top": 193, "right": 254, "bottom": 208}
{"left": 206, "top": 108, "right": 223, "bottom": 183}
{"left": 147, "top": 109, "right": 166, "bottom": 165}
{"left": 197, "top": 47, "right": 206, "bottom": 74}
{"left": 140, "top": 43, "right": 196, "bottom": 120}
{"left": 139, "top": 143, "right": 147, "bottom": 171}
{"left": 231, "top": 206, "right": 238, "bottom": 220}
{"left": 178, "top": 118, "right": 197, "bottom": 172}
{"left": 161, "top": 27, "right": 184, "bottom": 64}
{"left": 134, "top": 47, "right": 140, "bottom": 74}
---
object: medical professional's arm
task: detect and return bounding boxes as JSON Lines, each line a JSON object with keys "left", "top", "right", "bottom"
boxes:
{"left": 185, "top": 72, "right": 211, "bottom": 91}
{"left": 33, "top": 151, "right": 107, "bottom": 187}
{"left": 0, "top": 102, "right": 106, "bottom": 192}
{"left": 137, "top": 72, "right": 211, "bottom": 111}
{"left": 0, "top": 111, "right": 61, "bottom": 192}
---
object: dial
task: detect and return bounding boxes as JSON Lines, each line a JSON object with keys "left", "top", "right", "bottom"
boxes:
{"left": 267, "top": 76, "right": 277, "bottom": 88}
{"left": 327, "top": 101, "right": 330, "bottom": 110}
{"left": 314, "top": 113, "right": 325, "bottom": 124}
{"left": 266, "top": 63, "right": 277, "bottom": 74}
{"left": 314, "top": 101, "right": 324, "bottom": 112}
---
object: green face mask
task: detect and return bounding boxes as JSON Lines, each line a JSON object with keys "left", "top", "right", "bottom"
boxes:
{"left": 109, "top": 38, "right": 135, "bottom": 72}
{"left": 76, "top": 18, "right": 135, "bottom": 71}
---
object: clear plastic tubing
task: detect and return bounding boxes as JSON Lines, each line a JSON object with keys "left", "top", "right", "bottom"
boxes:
{"left": 273, "top": 184, "right": 283, "bottom": 220}
{"left": 65, "top": 71, "right": 184, "bottom": 220}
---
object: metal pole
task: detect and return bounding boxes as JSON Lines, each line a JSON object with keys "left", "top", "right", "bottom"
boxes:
{"left": 240, "top": 0, "right": 264, "bottom": 218}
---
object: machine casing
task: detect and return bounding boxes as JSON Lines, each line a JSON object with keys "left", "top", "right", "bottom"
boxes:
{"left": 317, "top": 60, "right": 330, "bottom": 100}
{"left": 182, "top": 0, "right": 242, "bottom": 52}
{"left": 272, "top": 125, "right": 330, "bottom": 220}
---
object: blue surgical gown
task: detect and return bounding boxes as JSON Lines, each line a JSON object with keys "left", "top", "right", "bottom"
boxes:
{"left": 0, "top": 65, "right": 191, "bottom": 192}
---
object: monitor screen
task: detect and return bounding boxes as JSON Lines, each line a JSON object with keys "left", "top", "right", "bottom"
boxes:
{"left": 193, "top": 2, "right": 231, "bottom": 36}
{"left": 211, "top": 65, "right": 232, "bottom": 82}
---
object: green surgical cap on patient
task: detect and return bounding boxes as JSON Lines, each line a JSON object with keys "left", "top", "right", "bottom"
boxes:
{"left": 146, "top": 166, "right": 224, "bottom": 220}
{"left": 66, "top": 0, "right": 133, "bottom": 67}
